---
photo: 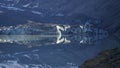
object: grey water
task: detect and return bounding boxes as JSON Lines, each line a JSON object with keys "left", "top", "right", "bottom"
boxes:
{"left": 0, "top": 21, "right": 119, "bottom": 68}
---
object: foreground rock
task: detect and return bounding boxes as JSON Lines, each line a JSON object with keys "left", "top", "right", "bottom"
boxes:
{"left": 80, "top": 48, "right": 120, "bottom": 68}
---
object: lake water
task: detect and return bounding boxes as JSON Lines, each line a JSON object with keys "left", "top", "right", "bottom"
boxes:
{"left": 0, "top": 22, "right": 120, "bottom": 68}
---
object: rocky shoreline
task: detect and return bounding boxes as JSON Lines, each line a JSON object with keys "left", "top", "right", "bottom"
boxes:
{"left": 80, "top": 48, "right": 120, "bottom": 68}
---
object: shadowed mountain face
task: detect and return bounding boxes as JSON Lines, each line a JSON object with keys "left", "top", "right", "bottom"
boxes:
{"left": 0, "top": 0, "right": 120, "bottom": 68}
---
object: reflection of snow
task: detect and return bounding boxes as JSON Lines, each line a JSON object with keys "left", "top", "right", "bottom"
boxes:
{"left": 66, "top": 62, "right": 77, "bottom": 68}
{"left": 23, "top": 3, "right": 31, "bottom": 7}
{"left": 56, "top": 25, "right": 64, "bottom": 44}
{"left": 31, "top": 11, "right": 42, "bottom": 15}
{"left": 56, "top": 13, "right": 64, "bottom": 16}
{"left": 0, "top": 11, "right": 4, "bottom": 14}
{"left": 0, "top": 23, "right": 108, "bottom": 45}
{"left": 80, "top": 40, "right": 84, "bottom": 43}
{"left": 79, "top": 25, "right": 83, "bottom": 29}
{"left": 56, "top": 25, "right": 71, "bottom": 44}
{"left": 64, "top": 25, "right": 71, "bottom": 31}
{"left": 32, "top": 2, "right": 39, "bottom": 8}
{"left": 0, "top": 5, "right": 24, "bottom": 11}
{"left": 64, "top": 38, "right": 71, "bottom": 43}
{"left": 0, "top": 60, "right": 52, "bottom": 68}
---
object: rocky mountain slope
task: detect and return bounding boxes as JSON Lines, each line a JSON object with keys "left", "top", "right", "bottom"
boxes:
{"left": 80, "top": 48, "right": 120, "bottom": 68}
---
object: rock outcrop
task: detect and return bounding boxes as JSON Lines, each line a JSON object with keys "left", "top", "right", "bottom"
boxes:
{"left": 80, "top": 48, "right": 120, "bottom": 68}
